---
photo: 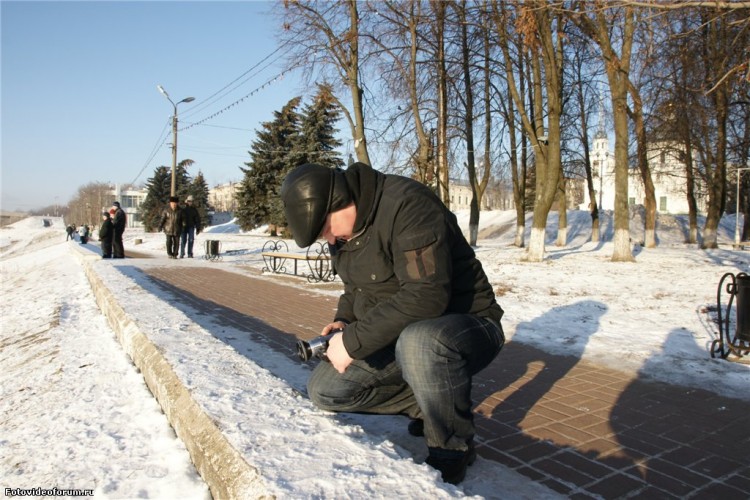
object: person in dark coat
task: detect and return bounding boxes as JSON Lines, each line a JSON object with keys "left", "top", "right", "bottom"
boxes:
{"left": 281, "top": 162, "right": 505, "bottom": 485}
{"left": 65, "top": 224, "right": 75, "bottom": 241}
{"left": 159, "top": 196, "right": 185, "bottom": 259}
{"left": 111, "top": 201, "right": 127, "bottom": 258}
{"left": 179, "top": 195, "right": 202, "bottom": 258}
{"left": 99, "top": 211, "right": 114, "bottom": 258}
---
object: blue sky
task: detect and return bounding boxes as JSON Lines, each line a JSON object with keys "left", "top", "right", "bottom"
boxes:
{"left": 1, "top": 1, "right": 326, "bottom": 211}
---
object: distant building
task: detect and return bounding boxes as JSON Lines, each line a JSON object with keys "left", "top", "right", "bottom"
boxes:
{"left": 449, "top": 179, "right": 512, "bottom": 211}
{"left": 580, "top": 132, "right": 707, "bottom": 214}
{"left": 209, "top": 182, "right": 241, "bottom": 213}
{"left": 109, "top": 185, "right": 148, "bottom": 228}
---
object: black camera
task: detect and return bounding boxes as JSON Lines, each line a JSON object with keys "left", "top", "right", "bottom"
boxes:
{"left": 296, "top": 328, "right": 343, "bottom": 362}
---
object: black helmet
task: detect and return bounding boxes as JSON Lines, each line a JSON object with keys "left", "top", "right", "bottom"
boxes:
{"left": 281, "top": 163, "right": 352, "bottom": 247}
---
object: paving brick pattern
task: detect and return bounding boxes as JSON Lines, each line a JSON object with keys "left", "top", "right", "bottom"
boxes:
{"left": 142, "top": 264, "right": 750, "bottom": 499}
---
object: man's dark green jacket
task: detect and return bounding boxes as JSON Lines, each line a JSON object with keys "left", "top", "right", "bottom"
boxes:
{"left": 333, "top": 163, "right": 504, "bottom": 360}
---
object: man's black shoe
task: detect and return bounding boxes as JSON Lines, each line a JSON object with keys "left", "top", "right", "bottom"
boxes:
{"left": 425, "top": 441, "right": 476, "bottom": 485}
{"left": 408, "top": 418, "right": 424, "bottom": 437}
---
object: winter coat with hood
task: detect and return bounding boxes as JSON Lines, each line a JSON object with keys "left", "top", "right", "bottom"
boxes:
{"left": 330, "top": 162, "right": 504, "bottom": 360}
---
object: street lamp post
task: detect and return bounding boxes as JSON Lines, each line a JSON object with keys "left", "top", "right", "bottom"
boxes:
{"left": 157, "top": 85, "right": 195, "bottom": 197}
{"left": 734, "top": 166, "right": 749, "bottom": 249}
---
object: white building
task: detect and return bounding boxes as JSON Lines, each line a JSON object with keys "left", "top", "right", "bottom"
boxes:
{"left": 449, "top": 179, "right": 511, "bottom": 211}
{"left": 580, "top": 132, "right": 707, "bottom": 214}
{"left": 209, "top": 182, "right": 241, "bottom": 213}
{"left": 110, "top": 185, "right": 148, "bottom": 228}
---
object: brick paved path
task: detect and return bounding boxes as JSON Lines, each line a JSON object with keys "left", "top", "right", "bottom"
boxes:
{"left": 143, "top": 265, "right": 749, "bottom": 499}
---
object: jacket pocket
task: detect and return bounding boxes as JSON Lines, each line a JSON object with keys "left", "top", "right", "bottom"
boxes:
{"left": 398, "top": 230, "right": 438, "bottom": 280}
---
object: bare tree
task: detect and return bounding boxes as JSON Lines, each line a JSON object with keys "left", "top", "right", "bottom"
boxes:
{"left": 363, "top": 0, "right": 437, "bottom": 183}
{"left": 570, "top": 1, "right": 637, "bottom": 262}
{"left": 493, "top": 0, "right": 566, "bottom": 261}
{"left": 628, "top": 82, "right": 658, "bottom": 248}
{"left": 431, "top": 0, "right": 451, "bottom": 205}
{"left": 67, "top": 182, "right": 113, "bottom": 229}
{"left": 565, "top": 29, "right": 603, "bottom": 241}
{"left": 280, "top": 0, "right": 371, "bottom": 165}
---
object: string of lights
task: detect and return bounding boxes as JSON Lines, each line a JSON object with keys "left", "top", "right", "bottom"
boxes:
{"left": 180, "top": 46, "right": 291, "bottom": 121}
{"left": 133, "top": 68, "right": 293, "bottom": 184}
{"left": 178, "top": 69, "right": 291, "bottom": 133}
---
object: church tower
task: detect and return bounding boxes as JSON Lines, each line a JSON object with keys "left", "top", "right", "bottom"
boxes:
{"left": 591, "top": 96, "right": 612, "bottom": 210}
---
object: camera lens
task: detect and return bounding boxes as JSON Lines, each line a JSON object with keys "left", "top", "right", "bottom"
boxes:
{"left": 297, "top": 340, "right": 313, "bottom": 361}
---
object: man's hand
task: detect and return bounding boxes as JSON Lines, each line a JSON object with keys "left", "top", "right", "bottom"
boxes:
{"left": 321, "top": 321, "right": 347, "bottom": 336}
{"left": 326, "top": 330, "right": 353, "bottom": 374}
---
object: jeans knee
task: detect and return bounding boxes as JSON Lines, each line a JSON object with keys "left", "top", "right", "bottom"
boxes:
{"left": 307, "top": 367, "right": 349, "bottom": 411}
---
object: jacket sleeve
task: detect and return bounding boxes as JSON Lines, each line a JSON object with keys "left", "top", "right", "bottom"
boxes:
{"left": 341, "top": 196, "right": 453, "bottom": 359}
{"left": 158, "top": 211, "right": 167, "bottom": 231}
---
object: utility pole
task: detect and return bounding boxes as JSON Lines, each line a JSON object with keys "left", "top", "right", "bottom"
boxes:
{"left": 157, "top": 85, "right": 195, "bottom": 197}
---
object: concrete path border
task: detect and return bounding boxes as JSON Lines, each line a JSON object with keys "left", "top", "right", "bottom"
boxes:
{"left": 73, "top": 249, "right": 271, "bottom": 499}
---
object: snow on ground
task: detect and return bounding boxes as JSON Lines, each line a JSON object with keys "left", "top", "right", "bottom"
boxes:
{"left": 0, "top": 217, "right": 209, "bottom": 498}
{"left": 1, "top": 209, "right": 748, "bottom": 499}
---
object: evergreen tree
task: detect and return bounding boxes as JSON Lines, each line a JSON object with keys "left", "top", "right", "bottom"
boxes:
{"left": 235, "top": 96, "right": 302, "bottom": 232}
{"left": 139, "top": 160, "right": 196, "bottom": 232}
{"left": 297, "top": 83, "right": 345, "bottom": 170}
{"left": 265, "top": 85, "right": 345, "bottom": 230}
{"left": 190, "top": 171, "right": 211, "bottom": 228}
{"left": 174, "top": 159, "right": 195, "bottom": 201}
{"left": 139, "top": 166, "right": 171, "bottom": 231}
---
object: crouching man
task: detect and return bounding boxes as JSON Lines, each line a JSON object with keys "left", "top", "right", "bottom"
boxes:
{"left": 281, "top": 162, "right": 504, "bottom": 484}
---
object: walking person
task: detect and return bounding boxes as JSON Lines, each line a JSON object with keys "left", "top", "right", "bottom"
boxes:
{"left": 281, "top": 162, "right": 505, "bottom": 485}
{"left": 99, "top": 211, "right": 114, "bottom": 258}
{"left": 65, "top": 224, "right": 75, "bottom": 241}
{"left": 159, "top": 196, "right": 185, "bottom": 259}
{"left": 111, "top": 201, "right": 127, "bottom": 258}
{"left": 179, "top": 195, "right": 202, "bottom": 258}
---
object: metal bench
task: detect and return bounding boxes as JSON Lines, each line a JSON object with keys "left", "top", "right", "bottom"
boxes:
{"left": 261, "top": 240, "right": 335, "bottom": 283}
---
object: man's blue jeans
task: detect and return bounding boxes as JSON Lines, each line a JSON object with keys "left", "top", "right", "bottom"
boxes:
{"left": 307, "top": 314, "right": 504, "bottom": 451}
{"left": 180, "top": 227, "right": 196, "bottom": 257}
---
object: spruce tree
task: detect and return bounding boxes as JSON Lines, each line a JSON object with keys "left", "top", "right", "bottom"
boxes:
{"left": 266, "top": 85, "right": 345, "bottom": 231}
{"left": 190, "top": 171, "right": 211, "bottom": 228}
{"left": 298, "top": 83, "right": 345, "bottom": 170}
{"left": 235, "top": 96, "right": 302, "bottom": 232}
{"left": 139, "top": 166, "right": 171, "bottom": 231}
{"left": 174, "top": 159, "right": 195, "bottom": 202}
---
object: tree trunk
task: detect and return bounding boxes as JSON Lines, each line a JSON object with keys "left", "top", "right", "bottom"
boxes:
{"left": 628, "top": 86, "right": 657, "bottom": 248}
{"left": 571, "top": 3, "right": 636, "bottom": 262}
{"left": 611, "top": 84, "right": 635, "bottom": 261}
{"left": 458, "top": 1, "right": 479, "bottom": 246}
{"left": 577, "top": 79, "right": 599, "bottom": 242}
{"left": 683, "top": 136, "right": 699, "bottom": 244}
{"left": 700, "top": 14, "right": 731, "bottom": 249}
{"left": 701, "top": 90, "right": 728, "bottom": 249}
{"left": 433, "top": 0, "right": 450, "bottom": 207}
{"left": 556, "top": 176, "right": 567, "bottom": 247}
